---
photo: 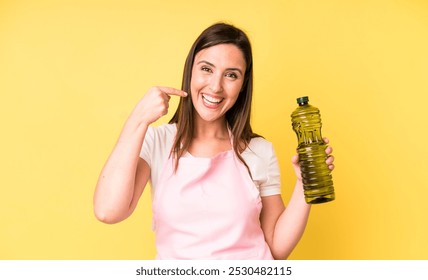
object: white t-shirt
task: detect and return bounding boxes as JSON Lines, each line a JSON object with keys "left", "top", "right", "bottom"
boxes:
{"left": 140, "top": 124, "right": 281, "bottom": 197}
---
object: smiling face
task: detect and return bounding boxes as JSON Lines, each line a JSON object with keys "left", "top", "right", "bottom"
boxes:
{"left": 190, "top": 43, "right": 247, "bottom": 125}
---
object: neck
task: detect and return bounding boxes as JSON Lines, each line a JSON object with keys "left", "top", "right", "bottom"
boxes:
{"left": 193, "top": 116, "right": 229, "bottom": 140}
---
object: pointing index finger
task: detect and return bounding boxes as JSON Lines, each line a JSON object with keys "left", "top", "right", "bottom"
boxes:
{"left": 158, "top": 86, "right": 188, "bottom": 97}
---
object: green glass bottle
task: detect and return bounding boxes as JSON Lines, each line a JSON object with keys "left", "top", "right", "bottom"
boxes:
{"left": 291, "top": 96, "right": 335, "bottom": 204}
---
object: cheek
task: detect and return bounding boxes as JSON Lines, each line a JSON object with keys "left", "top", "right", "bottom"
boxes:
{"left": 190, "top": 91, "right": 199, "bottom": 105}
{"left": 190, "top": 74, "right": 205, "bottom": 94}
{"left": 190, "top": 79, "right": 200, "bottom": 103}
{"left": 191, "top": 67, "right": 206, "bottom": 84}
{"left": 227, "top": 81, "right": 244, "bottom": 100}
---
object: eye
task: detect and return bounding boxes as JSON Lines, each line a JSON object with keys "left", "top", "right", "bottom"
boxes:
{"left": 201, "top": 66, "right": 212, "bottom": 73}
{"left": 225, "top": 72, "right": 238, "bottom": 79}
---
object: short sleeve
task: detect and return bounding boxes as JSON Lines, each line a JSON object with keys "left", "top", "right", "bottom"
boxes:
{"left": 140, "top": 126, "right": 155, "bottom": 167}
{"left": 139, "top": 124, "right": 177, "bottom": 190}
{"left": 259, "top": 144, "right": 281, "bottom": 197}
{"left": 243, "top": 138, "right": 281, "bottom": 197}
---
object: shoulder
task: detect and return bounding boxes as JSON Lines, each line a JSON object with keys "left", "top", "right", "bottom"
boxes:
{"left": 241, "top": 136, "right": 277, "bottom": 174}
{"left": 149, "top": 123, "right": 177, "bottom": 137}
{"left": 146, "top": 123, "right": 177, "bottom": 144}
{"left": 140, "top": 123, "right": 177, "bottom": 163}
{"left": 244, "top": 137, "right": 275, "bottom": 158}
{"left": 248, "top": 136, "right": 273, "bottom": 150}
{"left": 242, "top": 137, "right": 281, "bottom": 196}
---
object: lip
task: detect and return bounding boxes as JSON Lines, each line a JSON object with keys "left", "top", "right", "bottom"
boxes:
{"left": 202, "top": 93, "right": 224, "bottom": 108}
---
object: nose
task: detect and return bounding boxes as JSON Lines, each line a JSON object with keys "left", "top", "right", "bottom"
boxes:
{"left": 208, "top": 73, "right": 223, "bottom": 93}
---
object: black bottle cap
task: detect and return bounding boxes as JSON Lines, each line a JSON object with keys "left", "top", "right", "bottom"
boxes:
{"left": 297, "top": 96, "right": 309, "bottom": 105}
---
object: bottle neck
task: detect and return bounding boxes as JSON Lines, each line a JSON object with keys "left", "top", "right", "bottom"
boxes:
{"left": 298, "top": 102, "right": 308, "bottom": 106}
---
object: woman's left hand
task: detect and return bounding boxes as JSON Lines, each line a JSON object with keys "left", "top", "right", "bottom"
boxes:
{"left": 291, "top": 137, "right": 335, "bottom": 180}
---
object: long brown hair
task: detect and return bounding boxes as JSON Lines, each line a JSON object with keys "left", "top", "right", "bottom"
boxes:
{"left": 169, "top": 22, "right": 260, "bottom": 171}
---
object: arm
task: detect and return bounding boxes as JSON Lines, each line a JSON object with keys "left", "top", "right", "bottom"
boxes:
{"left": 260, "top": 182, "right": 310, "bottom": 259}
{"left": 93, "top": 87, "right": 187, "bottom": 224}
{"left": 260, "top": 139, "right": 334, "bottom": 259}
{"left": 93, "top": 120, "right": 150, "bottom": 224}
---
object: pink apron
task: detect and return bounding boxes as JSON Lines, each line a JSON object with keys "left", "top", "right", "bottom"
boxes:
{"left": 152, "top": 145, "right": 274, "bottom": 260}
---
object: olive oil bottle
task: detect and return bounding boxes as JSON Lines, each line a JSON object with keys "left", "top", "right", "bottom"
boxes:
{"left": 291, "top": 96, "right": 335, "bottom": 204}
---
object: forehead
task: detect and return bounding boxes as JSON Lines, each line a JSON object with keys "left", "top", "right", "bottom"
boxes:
{"left": 194, "top": 44, "right": 246, "bottom": 69}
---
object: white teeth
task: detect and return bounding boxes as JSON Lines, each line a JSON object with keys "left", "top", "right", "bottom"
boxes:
{"left": 202, "top": 94, "right": 223, "bottom": 104}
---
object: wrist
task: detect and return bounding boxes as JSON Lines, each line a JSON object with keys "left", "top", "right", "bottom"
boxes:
{"left": 294, "top": 179, "right": 304, "bottom": 192}
{"left": 118, "top": 117, "right": 149, "bottom": 143}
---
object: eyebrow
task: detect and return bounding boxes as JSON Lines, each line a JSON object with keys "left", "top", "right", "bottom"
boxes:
{"left": 197, "top": 60, "right": 244, "bottom": 75}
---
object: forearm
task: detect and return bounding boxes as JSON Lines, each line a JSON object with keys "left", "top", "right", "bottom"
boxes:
{"left": 93, "top": 117, "right": 149, "bottom": 223}
{"left": 94, "top": 86, "right": 186, "bottom": 223}
{"left": 271, "top": 180, "right": 311, "bottom": 259}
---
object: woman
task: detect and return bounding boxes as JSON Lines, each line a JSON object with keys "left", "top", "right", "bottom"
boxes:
{"left": 94, "top": 22, "right": 335, "bottom": 260}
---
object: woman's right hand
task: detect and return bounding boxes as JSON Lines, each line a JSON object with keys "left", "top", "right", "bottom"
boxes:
{"left": 132, "top": 86, "right": 188, "bottom": 126}
{"left": 94, "top": 86, "right": 187, "bottom": 224}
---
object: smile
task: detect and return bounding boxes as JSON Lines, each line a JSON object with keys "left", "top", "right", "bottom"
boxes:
{"left": 202, "top": 94, "right": 224, "bottom": 105}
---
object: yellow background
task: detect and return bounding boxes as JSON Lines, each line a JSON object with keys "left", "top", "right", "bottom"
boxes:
{"left": 1, "top": 0, "right": 427, "bottom": 259}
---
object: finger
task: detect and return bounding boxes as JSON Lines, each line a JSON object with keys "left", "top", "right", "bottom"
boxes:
{"left": 323, "top": 137, "right": 329, "bottom": 144}
{"left": 326, "top": 155, "right": 335, "bottom": 165}
{"left": 291, "top": 154, "right": 299, "bottom": 164}
{"left": 325, "top": 146, "right": 333, "bottom": 154}
{"left": 162, "top": 94, "right": 171, "bottom": 102}
{"left": 328, "top": 164, "right": 335, "bottom": 170}
{"left": 158, "top": 86, "right": 188, "bottom": 97}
